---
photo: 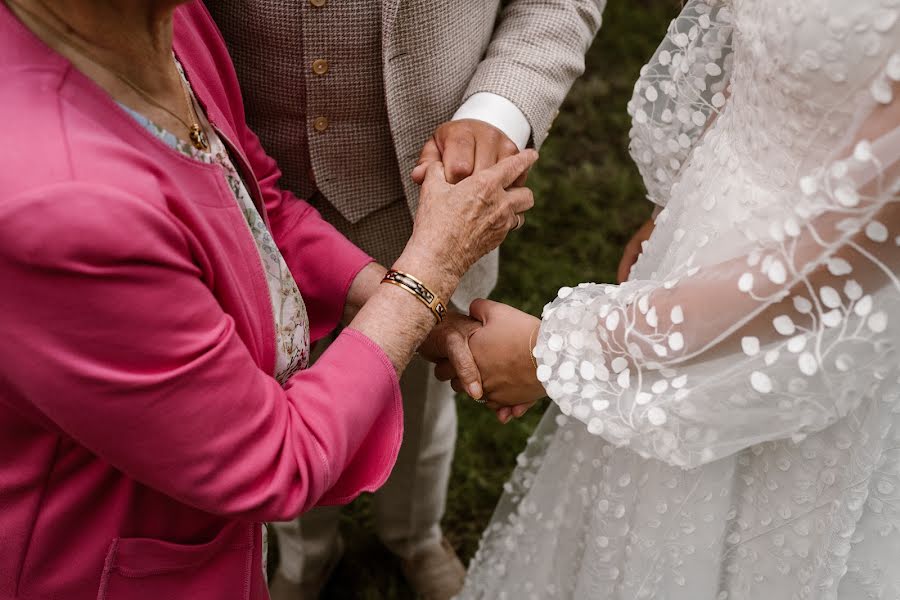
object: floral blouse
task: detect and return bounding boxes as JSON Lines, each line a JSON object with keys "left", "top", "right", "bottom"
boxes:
{"left": 120, "top": 82, "right": 310, "bottom": 386}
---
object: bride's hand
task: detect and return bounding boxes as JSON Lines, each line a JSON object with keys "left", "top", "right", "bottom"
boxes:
{"left": 436, "top": 299, "right": 545, "bottom": 421}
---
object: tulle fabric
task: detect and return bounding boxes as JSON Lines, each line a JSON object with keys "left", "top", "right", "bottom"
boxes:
{"left": 460, "top": 0, "right": 900, "bottom": 598}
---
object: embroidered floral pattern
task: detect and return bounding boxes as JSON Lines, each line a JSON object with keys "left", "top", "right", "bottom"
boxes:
{"left": 460, "top": 1, "right": 900, "bottom": 598}
{"left": 121, "top": 79, "right": 309, "bottom": 386}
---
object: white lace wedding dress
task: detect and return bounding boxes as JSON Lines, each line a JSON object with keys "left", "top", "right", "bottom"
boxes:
{"left": 459, "top": 0, "right": 900, "bottom": 598}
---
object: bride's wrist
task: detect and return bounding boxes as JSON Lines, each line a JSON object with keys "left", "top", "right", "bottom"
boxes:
{"left": 524, "top": 319, "right": 545, "bottom": 394}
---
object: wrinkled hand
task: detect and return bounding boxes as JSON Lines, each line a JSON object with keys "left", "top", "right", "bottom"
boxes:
{"left": 436, "top": 299, "right": 545, "bottom": 423}
{"left": 403, "top": 150, "right": 537, "bottom": 286}
{"left": 616, "top": 217, "right": 655, "bottom": 284}
{"left": 411, "top": 119, "right": 528, "bottom": 187}
{"left": 418, "top": 312, "right": 484, "bottom": 400}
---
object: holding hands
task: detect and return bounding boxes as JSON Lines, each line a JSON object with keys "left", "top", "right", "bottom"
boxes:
{"left": 397, "top": 147, "right": 537, "bottom": 396}
{"left": 402, "top": 151, "right": 537, "bottom": 287}
{"left": 432, "top": 205, "right": 660, "bottom": 420}
{"left": 411, "top": 119, "right": 528, "bottom": 187}
{"left": 434, "top": 300, "right": 545, "bottom": 423}
{"left": 350, "top": 138, "right": 535, "bottom": 384}
{"left": 410, "top": 120, "right": 542, "bottom": 422}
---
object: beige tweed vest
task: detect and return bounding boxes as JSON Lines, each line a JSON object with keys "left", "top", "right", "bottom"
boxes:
{"left": 211, "top": 1, "right": 402, "bottom": 226}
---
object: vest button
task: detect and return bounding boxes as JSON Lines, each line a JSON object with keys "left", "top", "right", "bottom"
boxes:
{"left": 310, "top": 0, "right": 326, "bottom": 6}
{"left": 313, "top": 116, "right": 330, "bottom": 132}
{"left": 312, "top": 59, "right": 329, "bottom": 76}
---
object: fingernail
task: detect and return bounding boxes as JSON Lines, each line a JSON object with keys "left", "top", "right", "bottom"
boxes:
{"left": 468, "top": 382, "right": 482, "bottom": 399}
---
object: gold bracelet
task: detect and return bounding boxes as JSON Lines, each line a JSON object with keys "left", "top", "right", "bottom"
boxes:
{"left": 381, "top": 269, "right": 447, "bottom": 323}
{"left": 528, "top": 324, "right": 540, "bottom": 369}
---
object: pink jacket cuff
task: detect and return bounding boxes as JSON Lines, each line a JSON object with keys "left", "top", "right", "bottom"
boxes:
{"left": 294, "top": 328, "right": 403, "bottom": 507}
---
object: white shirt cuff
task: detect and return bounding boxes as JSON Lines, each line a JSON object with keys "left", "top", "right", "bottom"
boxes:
{"left": 452, "top": 92, "right": 532, "bottom": 151}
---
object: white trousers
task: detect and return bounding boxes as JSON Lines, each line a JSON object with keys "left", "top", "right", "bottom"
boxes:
{"left": 273, "top": 354, "right": 457, "bottom": 583}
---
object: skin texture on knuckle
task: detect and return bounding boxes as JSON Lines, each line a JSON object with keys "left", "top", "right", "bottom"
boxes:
{"left": 472, "top": 182, "right": 494, "bottom": 205}
{"left": 436, "top": 122, "right": 455, "bottom": 138}
{"left": 500, "top": 139, "right": 519, "bottom": 156}
{"left": 480, "top": 125, "right": 501, "bottom": 142}
{"left": 486, "top": 210, "right": 507, "bottom": 232}
{"left": 478, "top": 172, "right": 504, "bottom": 199}
{"left": 449, "top": 161, "right": 473, "bottom": 180}
{"left": 499, "top": 196, "right": 524, "bottom": 218}
{"left": 447, "top": 130, "right": 475, "bottom": 149}
{"left": 458, "top": 363, "right": 477, "bottom": 383}
{"left": 446, "top": 330, "right": 465, "bottom": 351}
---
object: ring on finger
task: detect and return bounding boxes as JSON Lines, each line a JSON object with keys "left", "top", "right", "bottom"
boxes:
{"left": 512, "top": 213, "right": 525, "bottom": 231}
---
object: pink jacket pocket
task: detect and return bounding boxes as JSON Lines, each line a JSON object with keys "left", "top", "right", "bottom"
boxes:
{"left": 96, "top": 521, "right": 260, "bottom": 600}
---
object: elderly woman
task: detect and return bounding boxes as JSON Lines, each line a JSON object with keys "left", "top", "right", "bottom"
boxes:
{"left": 0, "top": 1, "right": 536, "bottom": 598}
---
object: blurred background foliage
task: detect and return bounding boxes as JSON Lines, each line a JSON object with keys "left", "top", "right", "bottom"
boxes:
{"left": 273, "top": 1, "right": 681, "bottom": 596}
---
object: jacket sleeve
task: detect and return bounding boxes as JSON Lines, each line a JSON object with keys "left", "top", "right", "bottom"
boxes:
{"left": 0, "top": 183, "right": 402, "bottom": 519}
{"left": 463, "top": 0, "right": 605, "bottom": 147}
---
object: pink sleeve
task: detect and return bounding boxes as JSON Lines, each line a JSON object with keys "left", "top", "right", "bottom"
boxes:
{"left": 0, "top": 184, "right": 401, "bottom": 520}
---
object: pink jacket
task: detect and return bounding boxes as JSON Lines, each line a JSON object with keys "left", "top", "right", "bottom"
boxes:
{"left": 0, "top": 2, "right": 403, "bottom": 599}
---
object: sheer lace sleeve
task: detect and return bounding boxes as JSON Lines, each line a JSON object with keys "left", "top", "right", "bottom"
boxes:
{"left": 537, "top": 69, "right": 900, "bottom": 469}
{"left": 628, "top": 0, "right": 734, "bottom": 208}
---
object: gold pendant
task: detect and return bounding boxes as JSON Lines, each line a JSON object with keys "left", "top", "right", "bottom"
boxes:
{"left": 189, "top": 124, "right": 209, "bottom": 151}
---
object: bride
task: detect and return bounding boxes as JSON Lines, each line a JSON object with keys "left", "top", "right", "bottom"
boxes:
{"left": 443, "top": 0, "right": 900, "bottom": 597}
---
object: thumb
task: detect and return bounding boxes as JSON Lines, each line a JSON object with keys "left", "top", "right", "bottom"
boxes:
{"left": 412, "top": 138, "right": 442, "bottom": 185}
{"left": 446, "top": 332, "right": 483, "bottom": 400}
{"left": 411, "top": 164, "right": 427, "bottom": 185}
{"left": 468, "top": 298, "right": 492, "bottom": 323}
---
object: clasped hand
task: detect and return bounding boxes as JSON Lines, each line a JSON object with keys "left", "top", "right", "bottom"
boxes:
{"left": 421, "top": 300, "right": 545, "bottom": 424}
{"left": 411, "top": 119, "right": 543, "bottom": 423}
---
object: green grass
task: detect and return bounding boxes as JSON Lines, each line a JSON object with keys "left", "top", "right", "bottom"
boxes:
{"left": 275, "top": 2, "right": 681, "bottom": 597}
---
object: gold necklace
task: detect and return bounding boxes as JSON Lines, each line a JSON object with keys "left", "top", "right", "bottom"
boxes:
{"left": 6, "top": 0, "right": 209, "bottom": 151}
